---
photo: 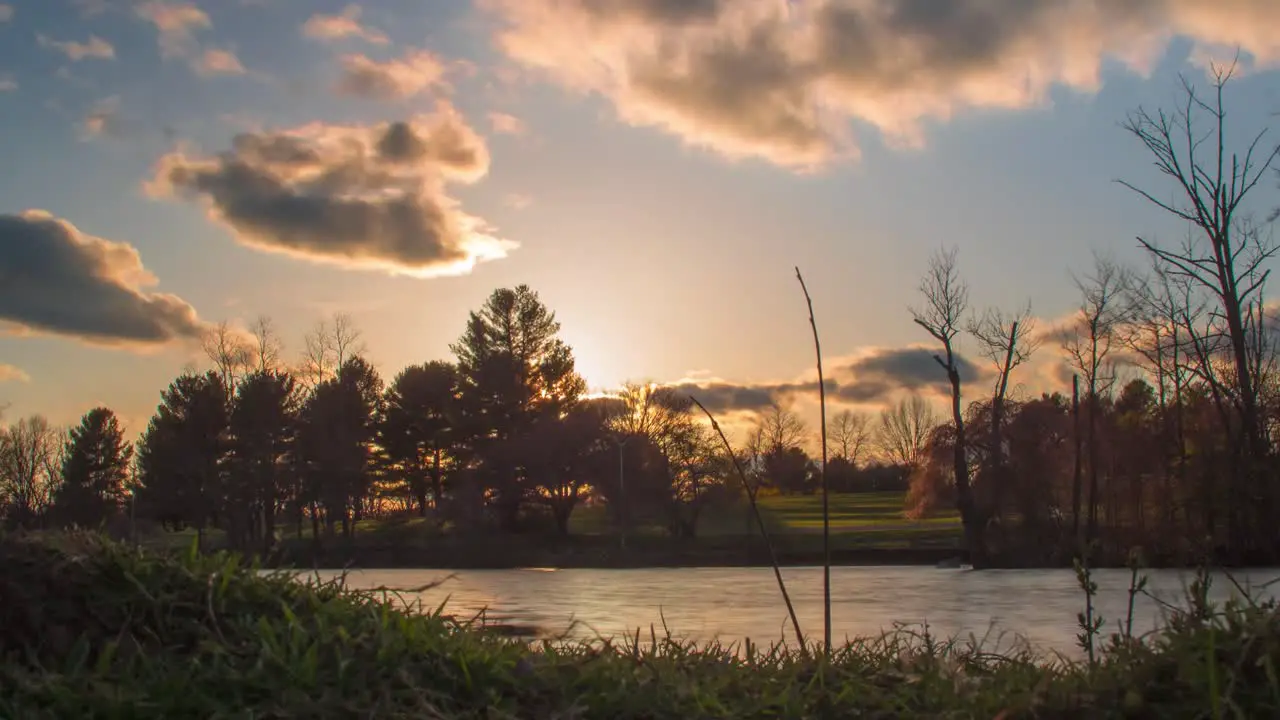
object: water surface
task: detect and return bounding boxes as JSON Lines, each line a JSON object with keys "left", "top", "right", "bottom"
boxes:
{"left": 308, "top": 565, "right": 1280, "bottom": 657}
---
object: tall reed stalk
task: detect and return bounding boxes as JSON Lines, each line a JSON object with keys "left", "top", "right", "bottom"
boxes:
{"left": 691, "top": 397, "right": 804, "bottom": 647}
{"left": 795, "top": 267, "right": 832, "bottom": 656}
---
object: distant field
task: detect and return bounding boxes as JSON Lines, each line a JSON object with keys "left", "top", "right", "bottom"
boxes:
{"left": 141, "top": 492, "right": 962, "bottom": 553}
{"left": 569, "top": 491, "right": 962, "bottom": 548}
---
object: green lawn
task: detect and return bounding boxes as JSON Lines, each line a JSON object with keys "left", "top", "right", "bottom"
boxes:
{"left": 569, "top": 491, "right": 962, "bottom": 548}
{"left": 139, "top": 492, "right": 963, "bottom": 553}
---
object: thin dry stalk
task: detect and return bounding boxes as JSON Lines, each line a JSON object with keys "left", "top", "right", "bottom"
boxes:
{"left": 690, "top": 397, "right": 804, "bottom": 648}
{"left": 796, "top": 267, "right": 831, "bottom": 656}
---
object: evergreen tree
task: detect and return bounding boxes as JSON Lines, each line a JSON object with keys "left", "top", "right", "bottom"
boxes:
{"left": 135, "top": 372, "right": 229, "bottom": 546}
{"left": 381, "top": 361, "right": 458, "bottom": 517}
{"left": 450, "top": 285, "right": 586, "bottom": 531}
{"left": 53, "top": 407, "right": 132, "bottom": 528}
{"left": 226, "top": 369, "right": 299, "bottom": 552}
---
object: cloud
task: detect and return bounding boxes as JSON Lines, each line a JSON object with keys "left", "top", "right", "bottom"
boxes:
{"left": 504, "top": 193, "right": 532, "bottom": 209}
{"left": 194, "top": 48, "right": 246, "bottom": 76}
{"left": 0, "top": 210, "right": 207, "bottom": 348}
{"left": 335, "top": 50, "right": 448, "bottom": 100}
{"left": 0, "top": 76, "right": 15, "bottom": 92}
{"left": 671, "top": 378, "right": 834, "bottom": 414}
{"left": 485, "top": 0, "right": 1280, "bottom": 169}
{"left": 488, "top": 112, "right": 525, "bottom": 135}
{"left": 0, "top": 4, "right": 12, "bottom": 23}
{"left": 147, "top": 105, "right": 515, "bottom": 277}
{"left": 0, "top": 364, "right": 29, "bottom": 384}
{"left": 83, "top": 96, "right": 125, "bottom": 138}
{"left": 37, "top": 34, "right": 116, "bottom": 61}
{"left": 135, "top": 1, "right": 211, "bottom": 58}
{"left": 73, "top": 0, "right": 109, "bottom": 18}
{"left": 830, "top": 346, "right": 988, "bottom": 404}
{"left": 303, "top": 4, "right": 388, "bottom": 45}
{"left": 663, "top": 343, "right": 992, "bottom": 417}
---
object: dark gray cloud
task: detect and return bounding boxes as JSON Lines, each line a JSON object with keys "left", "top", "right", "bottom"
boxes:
{"left": 832, "top": 346, "right": 988, "bottom": 404}
{"left": 675, "top": 379, "right": 835, "bottom": 414}
{"left": 148, "top": 107, "right": 513, "bottom": 276}
{"left": 0, "top": 211, "right": 206, "bottom": 347}
{"left": 487, "top": 0, "right": 1280, "bottom": 167}
{"left": 671, "top": 345, "right": 990, "bottom": 414}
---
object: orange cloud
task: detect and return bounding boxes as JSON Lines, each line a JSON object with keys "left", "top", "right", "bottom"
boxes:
{"left": 488, "top": 112, "right": 526, "bottom": 135}
{"left": 303, "top": 4, "right": 389, "bottom": 45}
{"left": 37, "top": 34, "right": 116, "bottom": 61}
{"left": 485, "top": 0, "right": 1280, "bottom": 169}
{"left": 0, "top": 364, "right": 29, "bottom": 383}
{"left": 194, "top": 48, "right": 246, "bottom": 76}
{"left": 335, "top": 50, "right": 448, "bottom": 100}
{"left": 135, "top": 1, "right": 211, "bottom": 58}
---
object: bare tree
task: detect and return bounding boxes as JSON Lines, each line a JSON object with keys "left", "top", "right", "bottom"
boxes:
{"left": 1124, "top": 261, "right": 1196, "bottom": 532}
{"left": 0, "top": 415, "right": 62, "bottom": 527}
{"left": 753, "top": 401, "right": 808, "bottom": 453}
{"left": 911, "top": 247, "right": 984, "bottom": 562}
{"left": 249, "top": 315, "right": 284, "bottom": 372}
{"left": 1060, "top": 254, "right": 1129, "bottom": 543}
{"left": 202, "top": 320, "right": 252, "bottom": 392}
{"left": 1119, "top": 62, "right": 1280, "bottom": 542}
{"left": 969, "top": 302, "right": 1040, "bottom": 524}
{"left": 827, "top": 409, "right": 872, "bottom": 466}
{"left": 876, "top": 394, "right": 938, "bottom": 469}
{"left": 299, "top": 313, "right": 368, "bottom": 388}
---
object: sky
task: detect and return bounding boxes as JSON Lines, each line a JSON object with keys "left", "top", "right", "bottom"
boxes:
{"left": 2, "top": 0, "right": 1280, "bottom": 438}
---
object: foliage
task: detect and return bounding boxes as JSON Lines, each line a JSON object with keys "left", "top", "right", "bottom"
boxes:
{"left": 52, "top": 407, "right": 132, "bottom": 529}
{"left": 4, "top": 532, "right": 1280, "bottom": 718}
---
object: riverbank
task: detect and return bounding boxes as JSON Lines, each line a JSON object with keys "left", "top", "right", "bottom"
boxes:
{"left": 260, "top": 534, "right": 964, "bottom": 569}
{"left": 3, "top": 532, "right": 1279, "bottom": 718}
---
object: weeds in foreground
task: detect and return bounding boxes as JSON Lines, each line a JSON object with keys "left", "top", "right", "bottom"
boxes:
{"left": 2, "top": 532, "right": 1280, "bottom": 718}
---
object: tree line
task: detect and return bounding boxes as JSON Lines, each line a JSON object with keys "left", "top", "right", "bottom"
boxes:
{"left": 0, "top": 284, "right": 940, "bottom": 553}
{"left": 902, "top": 66, "right": 1280, "bottom": 566}
{"left": 2, "top": 65, "right": 1278, "bottom": 567}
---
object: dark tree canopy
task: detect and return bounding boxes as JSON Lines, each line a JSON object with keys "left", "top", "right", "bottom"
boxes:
{"left": 53, "top": 407, "right": 132, "bottom": 528}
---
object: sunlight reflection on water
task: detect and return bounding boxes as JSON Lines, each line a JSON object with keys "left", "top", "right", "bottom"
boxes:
{"left": 298, "top": 565, "right": 1280, "bottom": 657}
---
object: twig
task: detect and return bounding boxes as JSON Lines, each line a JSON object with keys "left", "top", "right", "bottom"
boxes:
{"left": 796, "top": 267, "right": 831, "bottom": 656}
{"left": 691, "top": 397, "right": 804, "bottom": 648}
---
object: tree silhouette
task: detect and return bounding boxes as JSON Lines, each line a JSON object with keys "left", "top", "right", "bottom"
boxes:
{"left": 226, "top": 369, "right": 298, "bottom": 552}
{"left": 296, "top": 357, "right": 382, "bottom": 540}
{"left": 136, "top": 372, "right": 230, "bottom": 548}
{"left": 53, "top": 407, "right": 131, "bottom": 528}
{"left": 1120, "top": 63, "right": 1280, "bottom": 551}
{"left": 1060, "top": 255, "right": 1128, "bottom": 543}
{"left": 0, "top": 415, "right": 62, "bottom": 529}
{"left": 381, "top": 361, "right": 459, "bottom": 518}
{"left": 451, "top": 285, "right": 586, "bottom": 531}
{"left": 876, "top": 394, "right": 937, "bottom": 469}
{"left": 911, "top": 247, "right": 986, "bottom": 562}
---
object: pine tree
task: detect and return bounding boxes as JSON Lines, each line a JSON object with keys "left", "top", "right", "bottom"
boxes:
{"left": 54, "top": 407, "right": 132, "bottom": 528}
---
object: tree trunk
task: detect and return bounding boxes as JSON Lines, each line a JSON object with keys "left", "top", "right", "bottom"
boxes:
{"left": 1071, "top": 375, "right": 1082, "bottom": 541}
{"left": 946, "top": 362, "right": 983, "bottom": 566}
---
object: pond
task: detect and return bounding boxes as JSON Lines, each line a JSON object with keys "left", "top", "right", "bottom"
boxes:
{"left": 308, "top": 565, "right": 1280, "bottom": 657}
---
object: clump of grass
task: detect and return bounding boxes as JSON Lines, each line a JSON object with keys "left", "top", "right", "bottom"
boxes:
{"left": 2, "top": 532, "right": 1280, "bottom": 718}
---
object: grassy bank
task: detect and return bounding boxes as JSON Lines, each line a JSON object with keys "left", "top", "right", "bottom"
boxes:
{"left": 4, "top": 532, "right": 1280, "bottom": 718}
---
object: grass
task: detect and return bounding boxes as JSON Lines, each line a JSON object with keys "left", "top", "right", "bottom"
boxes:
{"left": 569, "top": 491, "right": 961, "bottom": 546}
{"left": 4, "top": 532, "right": 1280, "bottom": 718}
{"left": 138, "top": 492, "right": 963, "bottom": 563}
